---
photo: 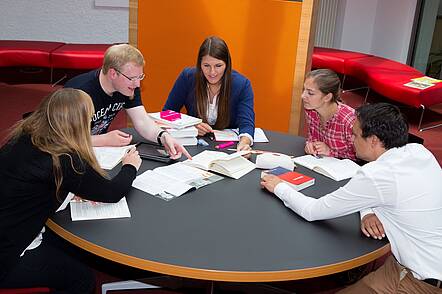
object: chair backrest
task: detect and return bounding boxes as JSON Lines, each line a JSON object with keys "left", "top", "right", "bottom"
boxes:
{"left": 408, "top": 133, "right": 424, "bottom": 144}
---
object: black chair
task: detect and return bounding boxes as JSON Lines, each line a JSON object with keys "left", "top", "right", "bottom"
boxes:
{"left": 408, "top": 133, "right": 424, "bottom": 144}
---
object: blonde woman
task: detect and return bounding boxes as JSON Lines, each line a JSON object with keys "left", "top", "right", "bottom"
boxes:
{"left": 0, "top": 88, "right": 141, "bottom": 293}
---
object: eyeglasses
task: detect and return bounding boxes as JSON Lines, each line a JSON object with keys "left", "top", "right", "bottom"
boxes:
{"left": 113, "top": 68, "right": 145, "bottom": 82}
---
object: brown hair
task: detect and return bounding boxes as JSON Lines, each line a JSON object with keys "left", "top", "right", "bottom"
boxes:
{"left": 195, "top": 36, "right": 232, "bottom": 129}
{"left": 7, "top": 88, "right": 106, "bottom": 200}
{"left": 102, "top": 44, "right": 145, "bottom": 74}
{"left": 306, "top": 69, "right": 342, "bottom": 103}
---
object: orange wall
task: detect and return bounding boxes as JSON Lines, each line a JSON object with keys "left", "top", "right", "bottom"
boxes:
{"left": 137, "top": 0, "right": 302, "bottom": 132}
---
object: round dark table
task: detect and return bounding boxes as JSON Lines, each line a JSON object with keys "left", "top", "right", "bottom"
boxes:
{"left": 47, "top": 130, "right": 389, "bottom": 282}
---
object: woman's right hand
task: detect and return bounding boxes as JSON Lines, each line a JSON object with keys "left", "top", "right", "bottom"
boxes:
{"left": 305, "top": 141, "right": 316, "bottom": 155}
{"left": 122, "top": 148, "right": 142, "bottom": 170}
{"left": 196, "top": 122, "right": 213, "bottom": 136}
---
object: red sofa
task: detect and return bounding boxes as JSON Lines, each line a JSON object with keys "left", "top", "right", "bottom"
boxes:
{"left": 51, "top": 43, "right": 112, "bottom": 70}
{"left": 312, "top": 47, "right": 442, "bottom": 131}
{"left": 0, "top": 40, "right": 64, "bottom": 68}
{"left": 0, "top": 40, "right": 112, "bottom": 83}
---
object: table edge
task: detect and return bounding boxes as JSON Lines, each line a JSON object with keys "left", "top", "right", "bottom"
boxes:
{"left": 46, "top": 219, "right": 391, "bottom": 282}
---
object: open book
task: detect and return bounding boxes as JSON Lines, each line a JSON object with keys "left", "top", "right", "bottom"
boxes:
{"left": 213, "top": 128, "right": 269, "bottom": 143}
{"left": 93, "top": 144, "right": 136, "bottom": 170}
{"left": 132, "top": 162, "right": 223, "bottom": 201}
{"left": 292, "top": 155, "right": 360, "bottom": 181}
{"left": 184, "top": 150, "right": 256, "bottom": 179}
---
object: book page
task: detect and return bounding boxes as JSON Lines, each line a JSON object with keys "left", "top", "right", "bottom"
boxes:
{"left": 314, "top": 159, "right": 360, "bottom": 181}
{"left": 70, "top": 197, "right": 131, "bottom": 221}
{"left": 93, "top": 144, "right": 136, "bottom": 170}
{"left": 184, "top": 150, "right": 229, "bottom": 170}
{"left": 293, "top": 155, "right": 359, "bottom": 181}
{"left": 214, "top": 128, "right": 269, "bottom": 143}
{"left": 211, "top": 157, "right": 256, "bottom": 179}
{"left": 213, "top": 129, "right": 239, "bottom": 141}
{"left": 211, "top": 152, "right": 256, "bottom": 179}
{"left": 253, "top": 128, "right": 270, "bottom": 143}
{"left": 292, "top": 155, "right": 325, "bottom": 170}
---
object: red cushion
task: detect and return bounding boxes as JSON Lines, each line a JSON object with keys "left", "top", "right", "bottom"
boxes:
{"left": 312, "top": 47, "right": 371, "bottom": 74}
{"left": 51, "top": 44, "right": 112, "bottom": 69}
{"left": 0, "top": 40, "right": 64, "bottom": 67}
{"left": 346, "top": 56, "right": 442, "bottom": 108}
{"left": 345, "top": 56, "right": 419, "bottom": 82}
{"left": 0, "top": 287, "right": 50, "bottom": 294}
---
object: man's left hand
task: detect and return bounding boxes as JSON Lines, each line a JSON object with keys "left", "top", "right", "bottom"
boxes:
{"left": 161, "top": 133, "right": 192, "bottom": 159}
{"left": 361, "top": 213, "right": 385, "bottom": 240}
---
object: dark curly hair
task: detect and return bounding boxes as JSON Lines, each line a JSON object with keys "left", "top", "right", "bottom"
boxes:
{"left": 356, "top": 103, "right": 408, "bottom": 149}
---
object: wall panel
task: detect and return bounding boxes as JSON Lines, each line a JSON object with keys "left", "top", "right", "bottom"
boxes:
{"left": 137, "top": 0, "right": 308, "bottom": 133}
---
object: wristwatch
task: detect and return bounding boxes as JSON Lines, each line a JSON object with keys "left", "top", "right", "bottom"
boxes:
{"left": 157, "top": 130, "right": 168, "bottom": 145}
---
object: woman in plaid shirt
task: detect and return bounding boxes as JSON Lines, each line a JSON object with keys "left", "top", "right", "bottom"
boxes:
{"left": 302, "top": 69, "right": 356, "bottom": 160}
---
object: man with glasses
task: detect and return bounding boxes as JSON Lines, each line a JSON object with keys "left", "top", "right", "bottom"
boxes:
{"left": 65, "top": 44, "right": 190, "bottom": 159}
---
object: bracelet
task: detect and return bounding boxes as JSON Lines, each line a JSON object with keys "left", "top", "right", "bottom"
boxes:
{"left": 157, "top": 130, "right": 168, "bottom": 145}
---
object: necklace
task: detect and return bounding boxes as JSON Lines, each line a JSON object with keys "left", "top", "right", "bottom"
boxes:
{"left": 207, "top": 85, "right": 220, "bottom": 103}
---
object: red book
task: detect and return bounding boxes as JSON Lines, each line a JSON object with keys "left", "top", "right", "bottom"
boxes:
{"left": 261, "top": 167, "right": 315, "bottom": 191}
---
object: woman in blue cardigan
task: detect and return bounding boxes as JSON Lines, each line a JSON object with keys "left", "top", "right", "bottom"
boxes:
{"left": 163, "top": 36, "right": 255, "bottom": 151}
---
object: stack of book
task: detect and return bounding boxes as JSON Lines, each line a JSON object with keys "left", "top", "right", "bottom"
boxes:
{"left": 166, "top": 126, "right": 198, "bottom": 146}
{"left": 149, "top": 111, "right": 201, "bottom": 146}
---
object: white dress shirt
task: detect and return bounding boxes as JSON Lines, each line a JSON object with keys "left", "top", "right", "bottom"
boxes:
{"left": 274, "top": 143, "right": 442, "bottom": 281}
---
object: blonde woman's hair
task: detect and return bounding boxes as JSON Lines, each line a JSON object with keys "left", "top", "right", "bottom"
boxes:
{"left": 102, "top": 44, "right": 145, "bottom": 74}
{"left": 7, "top": 88, "right": 106, "bottom": 200}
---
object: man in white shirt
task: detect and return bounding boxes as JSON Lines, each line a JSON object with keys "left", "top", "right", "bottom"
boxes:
{"left": 261, "top": 103, "right": 442, "bottom": 293}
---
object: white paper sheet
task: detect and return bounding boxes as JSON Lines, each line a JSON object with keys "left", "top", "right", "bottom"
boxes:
{"left": 70, "top": 197, "right": 131, "bottom": 221}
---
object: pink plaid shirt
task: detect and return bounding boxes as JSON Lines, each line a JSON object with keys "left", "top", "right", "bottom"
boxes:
{"left": 305, "top": 103, "right": 356, "bottom": 160}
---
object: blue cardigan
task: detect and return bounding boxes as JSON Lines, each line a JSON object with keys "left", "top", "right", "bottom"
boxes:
{"left": 163, "top": 67, "right": 255, "bottom": 138}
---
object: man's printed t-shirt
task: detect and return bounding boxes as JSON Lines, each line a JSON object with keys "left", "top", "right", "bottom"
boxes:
{"left": 65, "top": 70, "right": 143, "bottom": 135}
